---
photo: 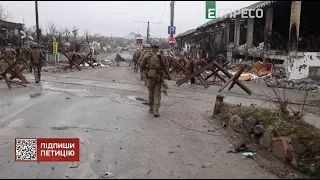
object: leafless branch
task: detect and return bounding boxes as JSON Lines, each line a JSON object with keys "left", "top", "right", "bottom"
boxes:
{"left": 0, "top": 4, "right": 12, "bottom": 21}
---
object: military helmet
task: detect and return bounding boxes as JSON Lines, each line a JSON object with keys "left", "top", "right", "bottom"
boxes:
{"left": 7, "top": 43, "right": 12, "bottom": 46}
{"left": 151, "top": 39, "right": 161, "bottom": 47}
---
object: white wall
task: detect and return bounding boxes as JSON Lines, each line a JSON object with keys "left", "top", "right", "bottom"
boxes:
{"left": 286, "top": 52, "right": 320, "bottom": 80}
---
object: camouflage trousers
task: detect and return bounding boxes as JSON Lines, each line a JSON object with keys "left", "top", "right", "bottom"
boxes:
{"left": 133, "top": 60, "right": 138, "bottom": 72}
{"left": 32, "top": 64, "right": 42, "bottom": 83}
{"left": 147, "top": 78, "right": 162, "bottom": 112}
{"left": 21, "top": 57, "right": 32, "bottom": 73}
{"left": 140, "top": 71, "right": 148, "bottom": 85}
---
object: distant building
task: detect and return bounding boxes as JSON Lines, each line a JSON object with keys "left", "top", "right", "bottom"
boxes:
{"left": 136, "top": 36, "right": 143, "bottom": 47}
{"left": 124, "top": 32, "right": 136, "bottom": 40}
{"left": 89, "top": 41, "right": 101, "bottom": 55}
{"left": 0, "top": 20, "right": 23, "bottom": 48}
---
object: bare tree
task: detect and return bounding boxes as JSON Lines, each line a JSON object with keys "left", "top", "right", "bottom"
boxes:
{"left": 63, "top": 27, "right": 71, "bottom": 43}
{"left": 71, "top": 26, "right": 78, "bottom": 52}
{"left": 0, "top": 4, "right": 11, "bottom": 21}
{"left": 47, "top": 22, "right": 57, "bottom": 41}
{"left": 72, "top": 26, "right": 78, "bottom": 39}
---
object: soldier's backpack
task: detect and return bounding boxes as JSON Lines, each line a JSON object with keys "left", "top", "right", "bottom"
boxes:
{"left": 31, "top": 50, "right": 41, "bottom": 64}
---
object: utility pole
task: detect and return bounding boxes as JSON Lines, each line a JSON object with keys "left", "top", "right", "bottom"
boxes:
{"left": 35, "top": 1, "right": 40, "bottom": 44}
{"left": 133, "top": 21, "right": 163, "bottom": 44}
{"left": 170, "top": 1, "right": 175, "bottom": 39}
{"left": 170, "top": 1, "right": 175, "bottom": 50}
{"left": 147, "top": 21, "right": 150, "bottom": 43}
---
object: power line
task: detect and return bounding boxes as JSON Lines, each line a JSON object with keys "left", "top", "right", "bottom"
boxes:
{"left": 133, "top": 20, "right": 163, "bottom": 43}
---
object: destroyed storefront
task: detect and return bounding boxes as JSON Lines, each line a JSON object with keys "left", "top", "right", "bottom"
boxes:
{"left": 225, "top": 1, "right": 320, "bottom": 81}
{"left": 176, "top": 1, "right": 320, "bottom": 93}
{"left": 175, "top": 29, "right": 197, "bottom": 58}
{"left": 196, "top": 17, "right": 229, "bottom": 60}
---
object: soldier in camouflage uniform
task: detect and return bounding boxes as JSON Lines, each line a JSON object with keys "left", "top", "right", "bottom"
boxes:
{"left": 115, "top": 53, "right": 121, "bottom": 66}
{"left": 21, "top": 44, "right": 33, "bottom": 73}
{"left": 3, "top": 43, "right": 17, "bottom": 66}
{"left": 132, "top": 50, "right": 137, "bottom": 71}
{"left": 140, "top": 39, "right": 168, "bottom": 117}
{"left": 30, "top": 43, "right": 46, "bottom": 83}
{"left": 134, "top": 48, "right": 143, "bottom": 73}
{"left": 138, "top": 44, "right": 151, "bottom": 84}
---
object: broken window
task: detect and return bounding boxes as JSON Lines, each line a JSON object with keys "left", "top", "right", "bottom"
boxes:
{"left": 2, "top": 28, "right": 8, "bottom": 39}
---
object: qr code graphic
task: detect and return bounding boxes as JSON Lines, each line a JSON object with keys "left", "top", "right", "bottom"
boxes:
{"left": 15, "top": 139, "right": 37, "bottom": 161}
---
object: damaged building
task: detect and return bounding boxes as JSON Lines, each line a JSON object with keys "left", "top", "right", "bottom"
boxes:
{"left": 0, "top": 20, "right": 23, "bottom": 49}
{"left": 175, "top": 1, "right": 320, "bottom": 81}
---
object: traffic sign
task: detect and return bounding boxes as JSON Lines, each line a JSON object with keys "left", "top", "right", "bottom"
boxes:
{"left": 168, "top": 26, "right": 176, "bottom": 35}
{"left": 53, "top": 42, "right": 58, "bottom": 56}
{"left": 168, "top": 37, "right": 176, "bottom": 46}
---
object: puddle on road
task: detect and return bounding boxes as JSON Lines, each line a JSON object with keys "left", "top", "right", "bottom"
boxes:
{"left": 126, "top": 96, "right": 148, "bottom": 105}
{"left": 127, "top": 96, "right": 147, "bottom": 101}
{"left": 41, "top": 81, "right": 102, "bottom": 98}
{"left": 50, "top": 126, "right": 107, "bottom": 132}
{"left": 29, "top": 92, "right": 42, "bottom": 99}
{"left": 51, "top": 126, "right": 78, "bottom": 130}
{"left": 111, "top": 95, "right": 148, "bottom": 106}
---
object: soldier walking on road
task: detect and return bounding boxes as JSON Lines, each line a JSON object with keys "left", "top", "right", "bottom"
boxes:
{"left": 139, "top": 44, "right": 151, "bottom": 84}
{"left": 132, "top": 49, "right": 138, "bottom": 71}
{"left": 134, "top": 48, "right": 144, "bottom": 73}
{"left": 30, "top": 43, "right": 46, "bottom": 83}
{"left": 3, "top": 43, "right": 17, "bottom": 65}
{"left": 140, "top": 39, "right": 169, "bottom": 117}
{"left": 115, "top": 53, "right": 121, "bottom": 66}
{"left": 21, "top": 44, "right": 33, "bottom": 73}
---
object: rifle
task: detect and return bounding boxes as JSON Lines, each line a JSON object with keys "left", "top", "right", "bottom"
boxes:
{"left": 157, "top": 54, "right": 171, "bottom": 80}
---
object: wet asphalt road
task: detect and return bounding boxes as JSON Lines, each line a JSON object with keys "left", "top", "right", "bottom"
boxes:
{"left": 1, "top": 52, "right": 316, "bottom": 178}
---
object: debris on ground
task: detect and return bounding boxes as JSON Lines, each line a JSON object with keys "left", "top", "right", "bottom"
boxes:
{"left": 242, "top": 152, "right": 254, "bottom": 158}
{"left": 215, "top": 99, "right": 320, "bottom": 178}
{"left": 100, "top": 171, "right": 116, "bottom": 178}
{"left": 197, "top": 58, "right": 320, "bottom": 94}
{"left": 227, "top": 143, "right": 251, "bottom": 153}
{"left": 69, "top": 162, "right": 79, "bottom": 168}
{"left": 202, "top": 162, "right": 212, "bottom": 168}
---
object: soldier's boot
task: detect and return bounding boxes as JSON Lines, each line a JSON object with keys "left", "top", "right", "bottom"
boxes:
{"left": 149, "top": 106, "right": 153, "bottom": 114}
{"left": 38, "top": 67, "right": 41, "bottom": 82}
{"left": 153, "top": 110, "right": 160, "bottom": 117}
{"left": 34, "top": 66, "right": 40, "bottom": 83}
{"left": 153, "top": 86, "right": 161, "bottom": 117}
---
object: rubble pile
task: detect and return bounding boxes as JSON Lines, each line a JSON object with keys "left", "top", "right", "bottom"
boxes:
{"left": 266, "top": 77, "right": 320, "bottom": 93}
{"left": 248, "top": 42, "right": 264, "bottom": 54}
{"left": 42, "top": 64, "right": 76, "bottom": 73}
{"left": 237, "top": 43, "right": 246, "bottom": 51}
{"left": 227, "top": 43, "right": 235, "bottom": 49}
{"left": 265, "top": 49, "right": 288, "bottom": 55}
{"left": 216, "top": 103, "right": 320, "bottom": 178}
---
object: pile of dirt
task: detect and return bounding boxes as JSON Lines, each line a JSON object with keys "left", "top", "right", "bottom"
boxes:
{"left": 216, "top": 103, "right": 320, "bottom": 178}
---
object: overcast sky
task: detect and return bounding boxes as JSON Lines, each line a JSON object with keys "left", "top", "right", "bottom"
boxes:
{"left": 1, "top": 1, "right": 258, "bottom": 38}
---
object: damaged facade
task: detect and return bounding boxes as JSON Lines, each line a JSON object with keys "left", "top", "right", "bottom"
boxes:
{"left": 0, "top": 20, "right": 23, "bottom": 49}
{"left": 175, "top": 1, "right": 320, "bottom": 82}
